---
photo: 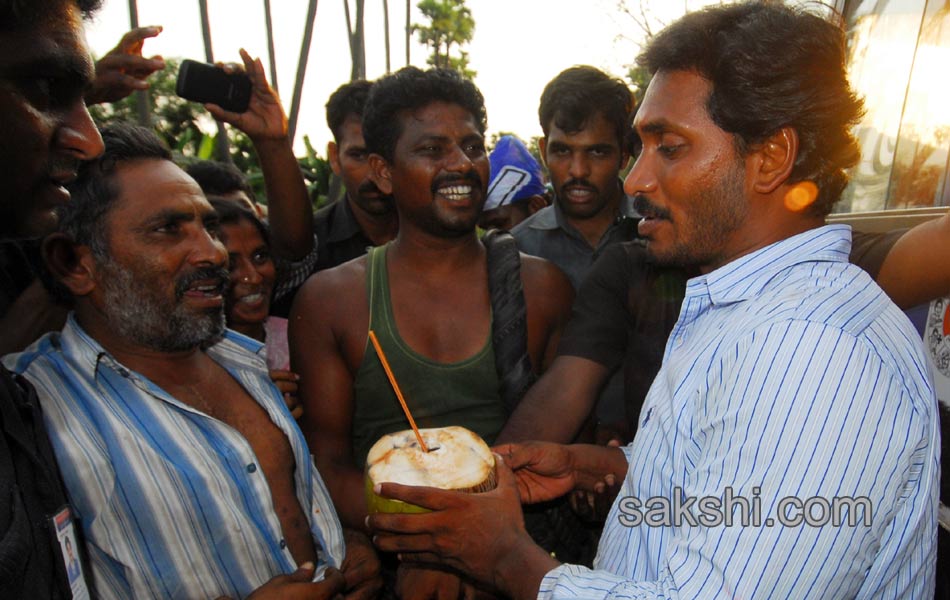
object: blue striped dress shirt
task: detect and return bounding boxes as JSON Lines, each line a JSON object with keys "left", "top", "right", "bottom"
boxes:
{"left": 539, "top": 225, "right": 938, "bottom": 599}
{"left": 3, "top": 317, "right": 345, "bottom": 599}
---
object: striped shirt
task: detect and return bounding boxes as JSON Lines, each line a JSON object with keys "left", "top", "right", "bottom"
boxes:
{"left": 539, "top": 225, "right": 939, "bottom": 599}
{"left": 3, "top": 316, "right": 345, "bottom": 600}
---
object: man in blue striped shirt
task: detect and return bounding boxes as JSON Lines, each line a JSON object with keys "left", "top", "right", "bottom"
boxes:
{"left": 4, "top": 123, "right": 381, "bottom": 599}
{"left": 367, "top": 3, "right": 939, "bottom": 598}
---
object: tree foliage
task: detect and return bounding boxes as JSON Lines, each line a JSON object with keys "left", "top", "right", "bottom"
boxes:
{"left": 626, "top": 64, "right": 651, "bottom": 105}
{"left": 88, "top": 58, "right": 331, "bottom": 209}
{"left": 413, "top": 0, "right": 476, "bottom": 78}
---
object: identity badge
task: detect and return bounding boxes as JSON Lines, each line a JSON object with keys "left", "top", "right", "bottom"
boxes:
{"left": 50, "top": 505, "right": 90, "bottom": 599}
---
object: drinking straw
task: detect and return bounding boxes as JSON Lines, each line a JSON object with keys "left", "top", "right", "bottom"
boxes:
{"left": 368, "top": 330, "right": 430, "bottom": 452}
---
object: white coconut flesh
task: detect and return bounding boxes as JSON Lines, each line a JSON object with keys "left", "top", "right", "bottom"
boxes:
{"left": 366, "top": 426, "right": 496, "bottom": 491}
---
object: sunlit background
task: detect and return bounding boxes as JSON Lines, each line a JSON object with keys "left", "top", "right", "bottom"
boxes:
{"left": 83, "top": 0, "right": 950, "bottom": 213}
{"left": 843, "top": 0, "right": 950, "bottom": 212}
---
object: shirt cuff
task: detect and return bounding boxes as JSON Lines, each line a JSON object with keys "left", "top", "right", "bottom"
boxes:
{"left": 273, "top": 234, "right": 319, "bottom": 301}
{"left": 621, "top": 443, "right": 634, "bottom": 463}
{"left": 537, "top": 564, "right": 638, "bottom": 600}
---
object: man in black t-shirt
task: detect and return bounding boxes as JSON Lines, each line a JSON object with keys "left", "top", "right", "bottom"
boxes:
{"left": 270, "top": 80, "right": 399, "bottom": 317}
{"left": 498, "top": 224, "right": 943, "bottom": 444}
{"left": 0, "top": 1, "right": 106, "bottom": 597}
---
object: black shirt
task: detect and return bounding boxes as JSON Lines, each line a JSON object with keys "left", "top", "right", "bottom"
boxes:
{"left": 0, "top": 368, "right": 72, "bottom": 599}
{"left": 558, "top": 228, "right": 906, "bottom": 441}
{"left": 0, "top": 240, "right": 43, "bottom": 320}
{"left": 270, "top": 198, "right": 375, "bottom": 317}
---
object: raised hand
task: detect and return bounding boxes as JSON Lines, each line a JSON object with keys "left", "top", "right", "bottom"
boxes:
{"left": 205, "top": 49, "right": 287, "bottom": 142}
{"left": 86, "top": 26, "right": 165, "bottom": 105}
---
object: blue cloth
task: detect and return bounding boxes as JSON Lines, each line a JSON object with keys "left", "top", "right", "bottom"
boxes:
{"left": 538, "top": 225, "right": 939, "bottom": 599}
{"left": 485, "top": 136, "right": 546, "bottom": 210}
{"left": 3, "top": 316, "right": 346, "bottom": 600}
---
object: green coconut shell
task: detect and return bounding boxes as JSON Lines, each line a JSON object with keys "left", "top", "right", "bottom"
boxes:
{"left": 365, "top": 462, "right": 497, "bottom": 514}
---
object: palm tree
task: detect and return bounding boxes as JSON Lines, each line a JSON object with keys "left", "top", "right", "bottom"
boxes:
{"left": 343, "top": 0, "right": 367, "bottom": 80}
{"left": 263, "top": 0, "right": 279, "bottom": 93}
{"left": 126, "top": 0, "right": 151, "bottom": 125}
{"left": 383, "top": 0, "right": 392, "bottom": 73}
{"left": 288, "top": 0, "right": 319, "bottom": 143}
{"left": 197, "top": 0, "right": 230, "bottom": 161}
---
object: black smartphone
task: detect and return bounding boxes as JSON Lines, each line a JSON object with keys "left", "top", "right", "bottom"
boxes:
{"left": 175, "top": 59, "right": 252, "bottom": 113}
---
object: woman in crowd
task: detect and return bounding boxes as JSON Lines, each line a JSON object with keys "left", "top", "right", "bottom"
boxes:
{"left": 211, "top": 198, "right": 302, "bottom": 418}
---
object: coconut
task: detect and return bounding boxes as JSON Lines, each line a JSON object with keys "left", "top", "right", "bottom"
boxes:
{"left": 365, "top": 426, "right": 497, "bottom": 513}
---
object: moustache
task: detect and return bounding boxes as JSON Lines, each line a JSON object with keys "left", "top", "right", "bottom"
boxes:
{"left": 358, "top": 180, "right": 384, "bottom": 197}
{"left": 632, "top": 195, "right": 671, "bottom": 220}
{"left": 51, "top": 156, "right": 82, "bottom": 185}
{"left": 430, "top": 169, "right": 484, "bottom": 196}
{"left": 562, "top": 178, "right": 598, "bottom": 192}
{"left": 175, "top": 266, "right": 230, "bottom": 300}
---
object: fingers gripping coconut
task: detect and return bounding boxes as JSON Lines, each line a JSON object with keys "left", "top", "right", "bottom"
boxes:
{"left": 367, "top": 445, "right": 561, "bottom": 600}
{"left": 365, "top": 426, "right": 497, "bottom": 514}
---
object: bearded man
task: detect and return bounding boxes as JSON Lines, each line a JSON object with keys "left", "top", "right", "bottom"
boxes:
{"left": 4, "top": 123, "right": 381, "bottom": 600}
{"left": 367, "top": 4, "right": 938, "bottom": 598}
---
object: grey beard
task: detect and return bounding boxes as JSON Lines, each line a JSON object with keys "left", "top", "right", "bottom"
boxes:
{"left": 99, "top": 259, "right": 226, "bottom": 352}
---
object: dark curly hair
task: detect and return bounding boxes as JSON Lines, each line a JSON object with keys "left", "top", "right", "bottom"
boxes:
{"left": 362, "top": 66, "right": 487, "bottom": 163}
{"left": 44, "top": 122, "right": 169, "bottom": 304}
{"left": 208, "top": 198, "right": 270, "bottom": 249}
{"left": 639, "top": 1, "right": 865, "bottom": 216}
{"left": 0, "top": 0, "right": 102, "bottom": 30}
{"left": 185, "top": 160, "right": 256, "bottom": 203}
{"left": 326, "top": 80, "right": 373, "bottom": 142}
{"left": 538, "top": 66, "right": 634, "bottom": 151}
{"left": 62, "top": 122, "right": 172, "bottom": 259}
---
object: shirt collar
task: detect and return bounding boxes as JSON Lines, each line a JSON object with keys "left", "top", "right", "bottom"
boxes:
{"left": 686, "top": 224, "right": 852, "bottom": 306}
{"left": 528, "top": 185, "right": 637, "bottom": 233}
{"left": 326, "top": 198, "right": 367, "bottom": 243}
{"left": 59, "top": 314, "right": 268, "bottom": 383}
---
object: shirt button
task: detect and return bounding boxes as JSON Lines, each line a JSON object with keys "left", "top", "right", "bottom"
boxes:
{"left": 279, "top": 539, "right": 287, "bottom": 549}
{"left": 247, "top": 463, "right": 257, "bottom": 473}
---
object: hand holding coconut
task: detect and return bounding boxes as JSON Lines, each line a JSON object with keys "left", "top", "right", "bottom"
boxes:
{"left": 368, "top": 457, "right": 559, "bottom": 600}
{"left": 495, "top": 441, "right": 627, "bottom": 506}
{"left": 368, "top": 439, "right": 629, "bottom": 599}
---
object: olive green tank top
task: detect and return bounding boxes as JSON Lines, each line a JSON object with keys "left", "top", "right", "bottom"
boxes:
{"left": 351, "top": 244, "right": 506, "bottom": 467}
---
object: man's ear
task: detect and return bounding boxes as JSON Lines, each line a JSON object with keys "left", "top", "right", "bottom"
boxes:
{"left": 368, "top": 153, "right": 393, "bottom": 196}
{"left": 750, "top": 126, "right": 798, "bottom": 194}
{"left": 42, "top": 233, "right": 97, "bottom": 297}
{"left": 327, "top": 141, "right": 342, "bottom": 176}
{"left": 538, "top": 137, "right": 548, "bottom": 168}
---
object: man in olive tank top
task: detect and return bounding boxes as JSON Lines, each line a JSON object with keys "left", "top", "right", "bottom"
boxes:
{"left": 289, "top": 67, "right": 573, "bottom": 541}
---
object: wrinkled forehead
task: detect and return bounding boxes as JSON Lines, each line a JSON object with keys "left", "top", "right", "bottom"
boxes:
{"left": 109, "top": 159, "right": 213, "bottom": 223}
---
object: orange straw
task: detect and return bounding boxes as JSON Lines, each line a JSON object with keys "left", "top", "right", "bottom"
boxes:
{"left": 368, "top": 330, "right": 430, "bottom": 452}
